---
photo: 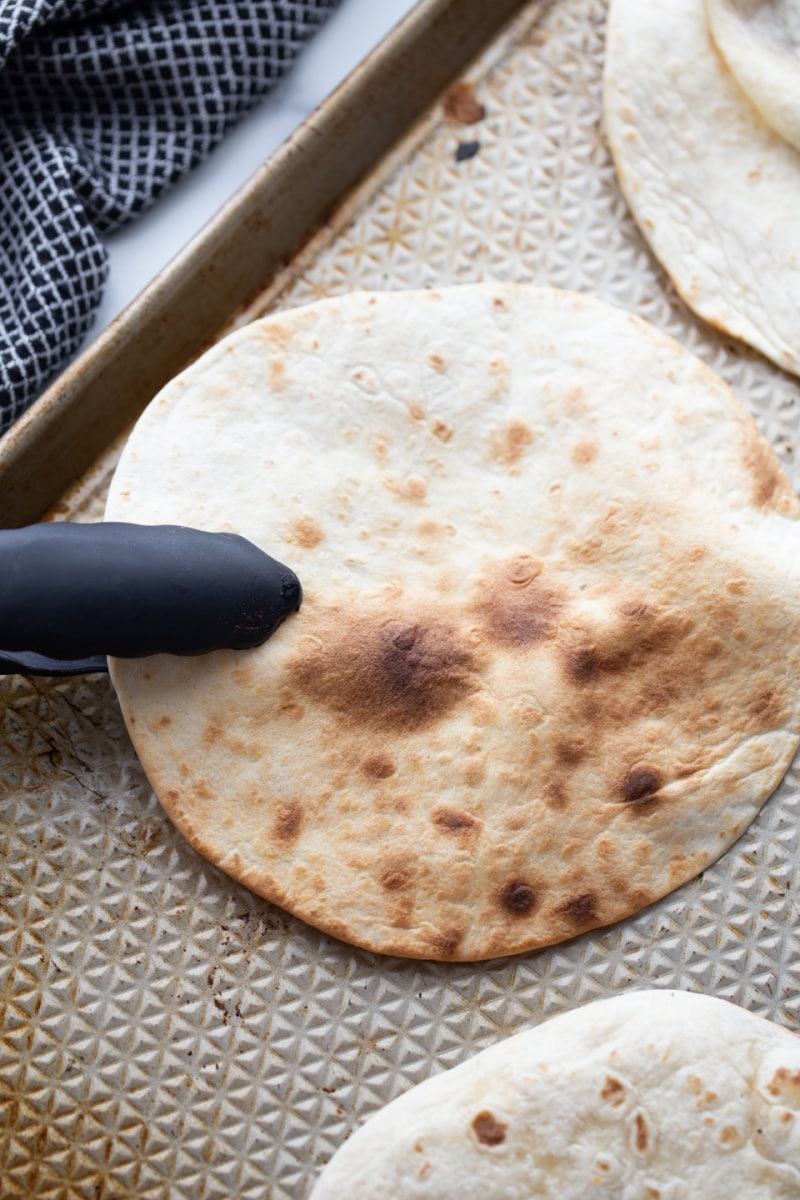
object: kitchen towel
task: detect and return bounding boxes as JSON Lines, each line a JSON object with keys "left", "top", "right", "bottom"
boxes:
{"left": 0, "top": 0, "right": 340, "bottom": 436}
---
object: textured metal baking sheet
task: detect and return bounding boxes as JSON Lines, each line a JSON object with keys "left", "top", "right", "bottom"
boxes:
{"left": 3, "top": 0, "right": 800, "bottom": 1196}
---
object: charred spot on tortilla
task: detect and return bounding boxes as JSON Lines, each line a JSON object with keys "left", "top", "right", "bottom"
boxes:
{"left": 500, "top": 879, "right": 538, "bottom": 917}
{"left": 621, "top": 766, "right": 662, "bottom": 808}
{"left": 291, "top": 612, "right": 483, "bottom": 733}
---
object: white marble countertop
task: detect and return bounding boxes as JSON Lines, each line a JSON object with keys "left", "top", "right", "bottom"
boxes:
{"left": 89, "top": 0, "right": 418, "bottom": 348}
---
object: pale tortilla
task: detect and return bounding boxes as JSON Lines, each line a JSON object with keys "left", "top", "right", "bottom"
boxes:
{"left": 604, "top": 0, "right": 800, "bottom": 377}
{"left": 706, "top": 0, "right": 800, "bottom": 152}
{"left": 309, "top": 990, "right": 800, "bottom": 1198}
{"left": 106, "top": 284, "right": 800, "bottom": 961}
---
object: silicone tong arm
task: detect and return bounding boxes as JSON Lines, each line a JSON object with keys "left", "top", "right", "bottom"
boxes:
{"left": 0, "top": 522, "right": 302, "bottom": 675}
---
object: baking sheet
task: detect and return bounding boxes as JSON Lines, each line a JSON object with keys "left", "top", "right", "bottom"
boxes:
{"left": 2, "top": 0, "right": 800, "bottom": 1196}
{"left": 0, "top": 0, "right": 528, "bottom": 529}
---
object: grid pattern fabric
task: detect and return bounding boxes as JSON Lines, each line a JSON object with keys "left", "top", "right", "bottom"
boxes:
{"left": 0, "top": 0, "right": 340, "bottom": 435}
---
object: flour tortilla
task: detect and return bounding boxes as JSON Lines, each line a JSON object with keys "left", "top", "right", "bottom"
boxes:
{"left": 309, "top": 990, "right": 800, "bottom": 1199}
{"left": 106, "top": 284, "right": 800, "bottom": 961}
{"left": 706, "top": 0, "right": 800, "bottom": 152}
{"left": 604, "top": 0, "right": 800, "bottom": 377}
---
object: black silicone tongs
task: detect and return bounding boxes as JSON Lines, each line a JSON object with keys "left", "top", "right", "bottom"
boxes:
{"left": 0, "top": 523, "right": 302, "bottom": 676}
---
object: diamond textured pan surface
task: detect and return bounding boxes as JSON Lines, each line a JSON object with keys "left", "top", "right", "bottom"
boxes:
{"left": 2, "top": 1, "right": 800, "bottom": 1197}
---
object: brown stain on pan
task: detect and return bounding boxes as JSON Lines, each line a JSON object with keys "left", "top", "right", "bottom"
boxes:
{"left": 0, "top": 1052, "right": 153, "bottom": 1191}
{"left": 443, "top": 81, "right": 486, "bottom": 125}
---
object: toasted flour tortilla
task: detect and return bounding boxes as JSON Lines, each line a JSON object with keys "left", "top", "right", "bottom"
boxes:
{"left": 309, "top": 991, "right": 800, "bottom": 1198}
{"left": 106, "top": 284, "right": 800, "bottom": 961}
{"left": 604, "top": 0, "right": 800, "bottom": 377}
{"left": 706, "top": 0, "right": 800, "bottom": 152}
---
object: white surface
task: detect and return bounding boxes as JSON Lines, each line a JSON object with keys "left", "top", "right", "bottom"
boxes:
{"left": 87, "top": 0, "right": 418, "bottom": 347}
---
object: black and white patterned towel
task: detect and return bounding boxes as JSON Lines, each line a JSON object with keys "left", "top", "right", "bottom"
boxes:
{"left": 0, "top": 0, "right": 340, "bottom": 436}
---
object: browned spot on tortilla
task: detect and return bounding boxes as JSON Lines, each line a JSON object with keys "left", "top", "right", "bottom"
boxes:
{"left": 571, "top": 439, "right": 598, "bottom": 466}
{"left": 273, "top": 799, "right": 303, "bottom": 842}
{"left": 668, "top": 849, "right": 706, "bottom": 885}
{"left": 429, "top": 352, "right": 447, "bottom": 373}
{"left": 443, "top": 81, "right": 486, "bottom": 125}
{"left": 463, "top": 758, "right": 485, "bottom": 786}
{"left": 506, "top": 553, "right": 543, "bottom": 586}
{"left": 499, "top": 879, "right": 537, "bottom": 916}
{"left": 559, "top": 891, "right": 596, "bottom": 923}
{"left": 430, "top": 927, "right": 465, "bottom": 957}
{"left": 492, "top": 295, "right": 508, "bottom": 312}
{"left": 418, "top": 518, "right": 454, "bottom": 539}
{"left": 556, "top": 739, "right": 584, "bottom": 765}
{"left": 277, "top": 697, "right": 305, "bottom": 721}
{"left": 388, "top": 892, "right": 415, "bottom": 929}
{"left": 719, "top": 1125, "right": 742, "bottom": 1146}
{"left": 381, "top": 868, "right": 411, "bottom": 891}
{"left": 472, "top": 1111, "right": 507, "bottom": 1146}
{"left": 232, "top": 664, "right": 254, "bottom": 688}
{"left": 156, "top": 714, "right": 171, "bottom": 728}
{"left": 562, "top": 605, "right": 688, "bottom": 685}
{"left": 202, "top": 718, "right": 223, "bottom": 748}
{"left": 408, "top": 401, "right": 425, "bottom": 421}
{"left": 748, "top": 686, "right": 788, "bottom": 730}
{"left": 474, "top": 559, "right": 564, "bottom": 648}
{"left": 619, "top": 598, "right": 652, "bottom": 620}
{"left": 601, "top": 1076, "right": 625, "bottom": 1105}
{"left": 362, "top": 752, "right": 396, "bottom": 779}
{"left": 634, "top": 1112, "right": 649, "bottom": 1153}
{"left": 288, "top": 515, "right": 324, "bottom": 549}
{"left": 767, "top": 1066, "right": 800, "bottom": 1096}
{"left": 621, "top": 765, "right": 662, "bottom": 808}
{"left": 385, "top": 475, "right": 427, "bottom": 502}
{"left": 261, "top": 321, "right": 292, "bottom": 349}
{"left": 564, "top": 385, "right": 588, "bottom": 416}
{"left": 269, "top": 357, "right": 287, "bottom": 391}
{"left": 543, "top": 780, "right": 568, "bottom": 810}
{"left": 742, "top": 428, "right": 796, "bottom": 512}
{"left": 565, "top": 647, "right": 599, "bottom": 680}
{"left": 490, "top": 420, "right": 534, "bottom": 470}
{"left": 291, "top": 611, "right": 484, "bottom": 733}
{"left": 432, "top": 419, "right": 453, "bottom": 441}
{"left": 432, "top": 806, "right": 480, "bottom": 834}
